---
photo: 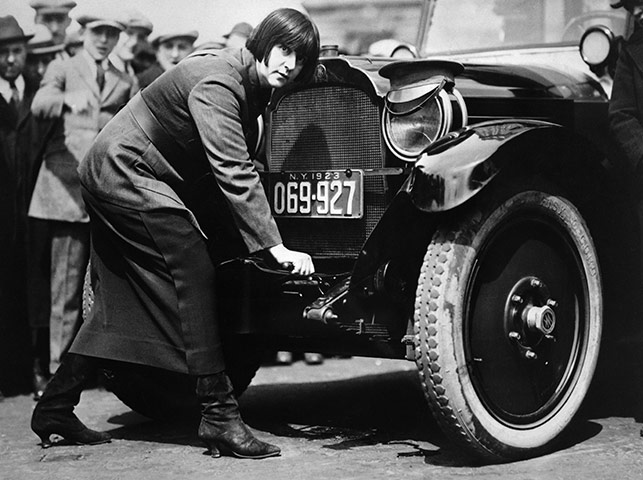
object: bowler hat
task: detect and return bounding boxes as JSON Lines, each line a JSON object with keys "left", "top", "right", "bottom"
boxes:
{"left": 29, "top": 0, "right": 76, "bottom": 15}
{"left": 28, "top": 24, "right": 64, "bottom": 55}
{"left": 223, "top": 22, "right": 253, "bottom": 39}
{"left": 77, "top": 13, "right": 126, "bottom": 31}
{"left": 0, "top": 15, "right": 35, "bottom": 45}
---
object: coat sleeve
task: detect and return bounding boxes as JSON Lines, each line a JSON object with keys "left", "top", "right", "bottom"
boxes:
{"left": 187, "top": 74, "right": 282, "bottom": 254}
{"left": 609, "top": 46, "right": 643, "bottom": 173}
{"left": 31, "top": 58, "right": 66, "bottom": 119}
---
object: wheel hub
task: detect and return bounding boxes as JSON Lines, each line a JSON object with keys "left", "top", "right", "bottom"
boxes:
{"left": 504, "top": 276, "right": 558, "bottom": 359}
{"left": 525, "top": 304, "right": 556, "bottom": 335}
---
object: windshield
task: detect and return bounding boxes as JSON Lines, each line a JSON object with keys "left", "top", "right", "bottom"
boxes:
{"left": 303, "top": 0, "right": 425, "bottom": 55}
{"left": 422, "top": 0, "right": 629, "bottom": 55}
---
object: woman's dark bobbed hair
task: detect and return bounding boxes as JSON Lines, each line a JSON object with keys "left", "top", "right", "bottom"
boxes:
{"left": 247, "top": 8, "right": 320, "bottom": 84}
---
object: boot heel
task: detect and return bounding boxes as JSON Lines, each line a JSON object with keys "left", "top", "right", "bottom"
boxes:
{"left": 203, "top": 440, "right": 221, "bottom": 458}
{"left": 33, "top": 430, "right": 53, "bottom": 449}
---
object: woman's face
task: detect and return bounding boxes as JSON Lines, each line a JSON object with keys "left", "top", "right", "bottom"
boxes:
{"left": 256, "top": 45, "right": 304, "bottom": 89}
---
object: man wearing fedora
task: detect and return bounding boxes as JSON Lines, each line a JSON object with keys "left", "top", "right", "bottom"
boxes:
{"left": 0, "top": 15, "right": 44, "bottom": 399}
{"left": 610, "top": 0, "right": 643, "bottom": 186}
{"left": 29, "top": 11, "right": 137, "bottom": 378}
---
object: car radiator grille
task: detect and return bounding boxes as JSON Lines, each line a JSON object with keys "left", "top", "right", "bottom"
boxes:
{"left": 268, "top": 85, "right": 386, "bottom": 258}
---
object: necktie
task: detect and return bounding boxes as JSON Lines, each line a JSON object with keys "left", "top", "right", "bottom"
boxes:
{"left": 8, "top": 80, "right": 20, "bottom": 123}
{"left": 96, "top": 61, "right": 105, "bottom": 92}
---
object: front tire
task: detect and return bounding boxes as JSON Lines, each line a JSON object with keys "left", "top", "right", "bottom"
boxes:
{"left": 414, "top": 190, "right": 602, "bottom": 462}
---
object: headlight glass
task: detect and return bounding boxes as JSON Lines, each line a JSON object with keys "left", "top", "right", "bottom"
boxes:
{"left": 383, "top": 87, "right": 452, "bottom": 160}
{"left": 580, "top": 25, "right": 614, "bottom": 67}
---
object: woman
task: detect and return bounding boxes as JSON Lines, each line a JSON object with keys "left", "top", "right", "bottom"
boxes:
{"left": 31, "top": 8, "right": 319, "bottom": 460}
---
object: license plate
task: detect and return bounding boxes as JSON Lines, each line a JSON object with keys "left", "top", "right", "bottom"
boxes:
{"left": 268, "top": 170, "right": 363, "bottom": 218}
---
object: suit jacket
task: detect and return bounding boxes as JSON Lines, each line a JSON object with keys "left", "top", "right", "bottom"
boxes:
{"left": 29, "top": 52, "right": 137, "bottom": 223}
{"left": 0, "top": 72, "right": 45, "bottom": 242}
{"left": 610, "top": 28, "right": 643, "bottom": 177}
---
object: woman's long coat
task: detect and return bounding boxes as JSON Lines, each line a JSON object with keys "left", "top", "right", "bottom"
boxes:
{"left": 71, "top": 48, "right": 282, "bottom": 375}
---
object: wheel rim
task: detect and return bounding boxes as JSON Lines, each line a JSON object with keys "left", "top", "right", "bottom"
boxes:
{"left": 465, "top": 211, "right": 590, "bottom": 427}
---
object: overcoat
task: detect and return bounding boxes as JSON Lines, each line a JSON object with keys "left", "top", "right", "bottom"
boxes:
{"left": 28, "top": 52, "right": 137, "bottom": 222}
{"left": 71, "top": 48, "right": 282, "bottom": 376}
{"left": 0, "top": 71, "right": 46, "bottom": 393}
{"left": 609, "top": 28, "right": 643, "bottom": 179}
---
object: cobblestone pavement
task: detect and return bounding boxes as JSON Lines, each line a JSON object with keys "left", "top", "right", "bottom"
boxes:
{"left": 2, "top": 357, "right": 643, "bottom": 480}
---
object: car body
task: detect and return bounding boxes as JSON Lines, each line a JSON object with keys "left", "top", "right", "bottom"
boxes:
{"left": 100, "top": 0, "right": 641, "bottom": 463}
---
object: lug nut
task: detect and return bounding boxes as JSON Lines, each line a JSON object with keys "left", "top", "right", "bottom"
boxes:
{"left": 508, "top": 331, "right": 521, "bottom": 341}
{"left": 530, "top": 278, "right": 542, "bottom": 289}
{"left": 524, "top": 350, "right": 537, "bottom": 360}
{"left": 511, "top": 295, "right": 523, "bottom": 304}
{"left": 547, "top": 299, "right": 558, "bottom": 308}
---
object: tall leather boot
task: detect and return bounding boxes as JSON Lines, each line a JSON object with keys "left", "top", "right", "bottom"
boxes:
{"left": 197, "top": 372, "right": 280, "bottom": 459}
{"left": 31, "top": 353, "right": 111, "bottom": 448}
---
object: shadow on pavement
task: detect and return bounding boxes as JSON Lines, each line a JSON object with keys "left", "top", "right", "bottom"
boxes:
{"left": 98, "top": 367, "right": 611, "bottom": 467}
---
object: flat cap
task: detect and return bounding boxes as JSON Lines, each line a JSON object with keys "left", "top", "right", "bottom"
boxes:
{"left": 125, "top": 10, "right": 153, "bottom": 33}
{"left": 28, "top": 24, "right": 65, "bottom": 54}
{"left": 152, "top": 30, "right": 199, "bottom": 47}
{"left": 223, "top": 22, "right": 253, "bottom": 39}
{"left": 29, "top": 0, "right": 76, "bottom": 14}
{"left": 77, "top": 13, "right": 126, "bottom": 31}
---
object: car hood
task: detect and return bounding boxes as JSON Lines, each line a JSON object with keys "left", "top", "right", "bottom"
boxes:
{"left": 318, "top": 55, "right": 605, "bottom": 101}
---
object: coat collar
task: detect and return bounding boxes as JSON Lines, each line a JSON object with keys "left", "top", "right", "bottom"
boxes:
{"left": 0, "top": 72, "right": 39, "bottom": 129}
{"left": 73, "top": 50, "right": 123, "bottom": 100}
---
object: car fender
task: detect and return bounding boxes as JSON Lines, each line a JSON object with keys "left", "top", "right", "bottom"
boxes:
{"left": 401, "top": 119, "right": 560, "bottom": 213}
{"left": 351, "top": 119, "right": 618, "bottom": 302}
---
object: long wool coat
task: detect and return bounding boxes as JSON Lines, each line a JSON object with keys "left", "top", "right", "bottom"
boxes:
{"left": 0, "top": 71, "right": 45, "bottom": 393}
{"left": 610, "top": 28, "right": 643, "bottom": 180}
{"left": 71, "top": 48, "right": 282, "bottom": 376}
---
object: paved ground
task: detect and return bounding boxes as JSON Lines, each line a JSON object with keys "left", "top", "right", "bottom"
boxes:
{"left": 2, "top": 356, "right": 643, "bottom": 480}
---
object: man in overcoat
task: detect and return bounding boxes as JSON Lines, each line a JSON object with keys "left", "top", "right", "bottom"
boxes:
{"left": 0, "top": 16, "right": 42, "bottom": 397}
{"left": 610, "top": 0, "right": 643, "bottom": 174}
{"left": 29, "top": 11, "right": 137, "bottom": 376}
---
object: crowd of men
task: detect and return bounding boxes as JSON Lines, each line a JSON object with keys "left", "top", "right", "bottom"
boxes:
{"left": 0, "top": 0, "right": 254, "bottom": 401}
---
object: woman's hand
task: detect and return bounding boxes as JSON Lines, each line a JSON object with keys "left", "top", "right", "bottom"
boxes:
{"left": 268, "top": 243, "right": 315, "bottom": 275}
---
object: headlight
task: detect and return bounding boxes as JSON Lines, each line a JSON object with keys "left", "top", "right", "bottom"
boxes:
{"left": 383, "top": 81, "right": 467, "bottom": 161}
{"left": 379, "top": 60, "right": 467, "bottom": 161}
{"left": 580, "top": 25, "right": 616, "bottom": 68}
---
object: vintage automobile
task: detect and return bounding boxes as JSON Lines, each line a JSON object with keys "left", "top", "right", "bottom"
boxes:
{"left": 87, "top": 0, "right": 642, "bottom": 464}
